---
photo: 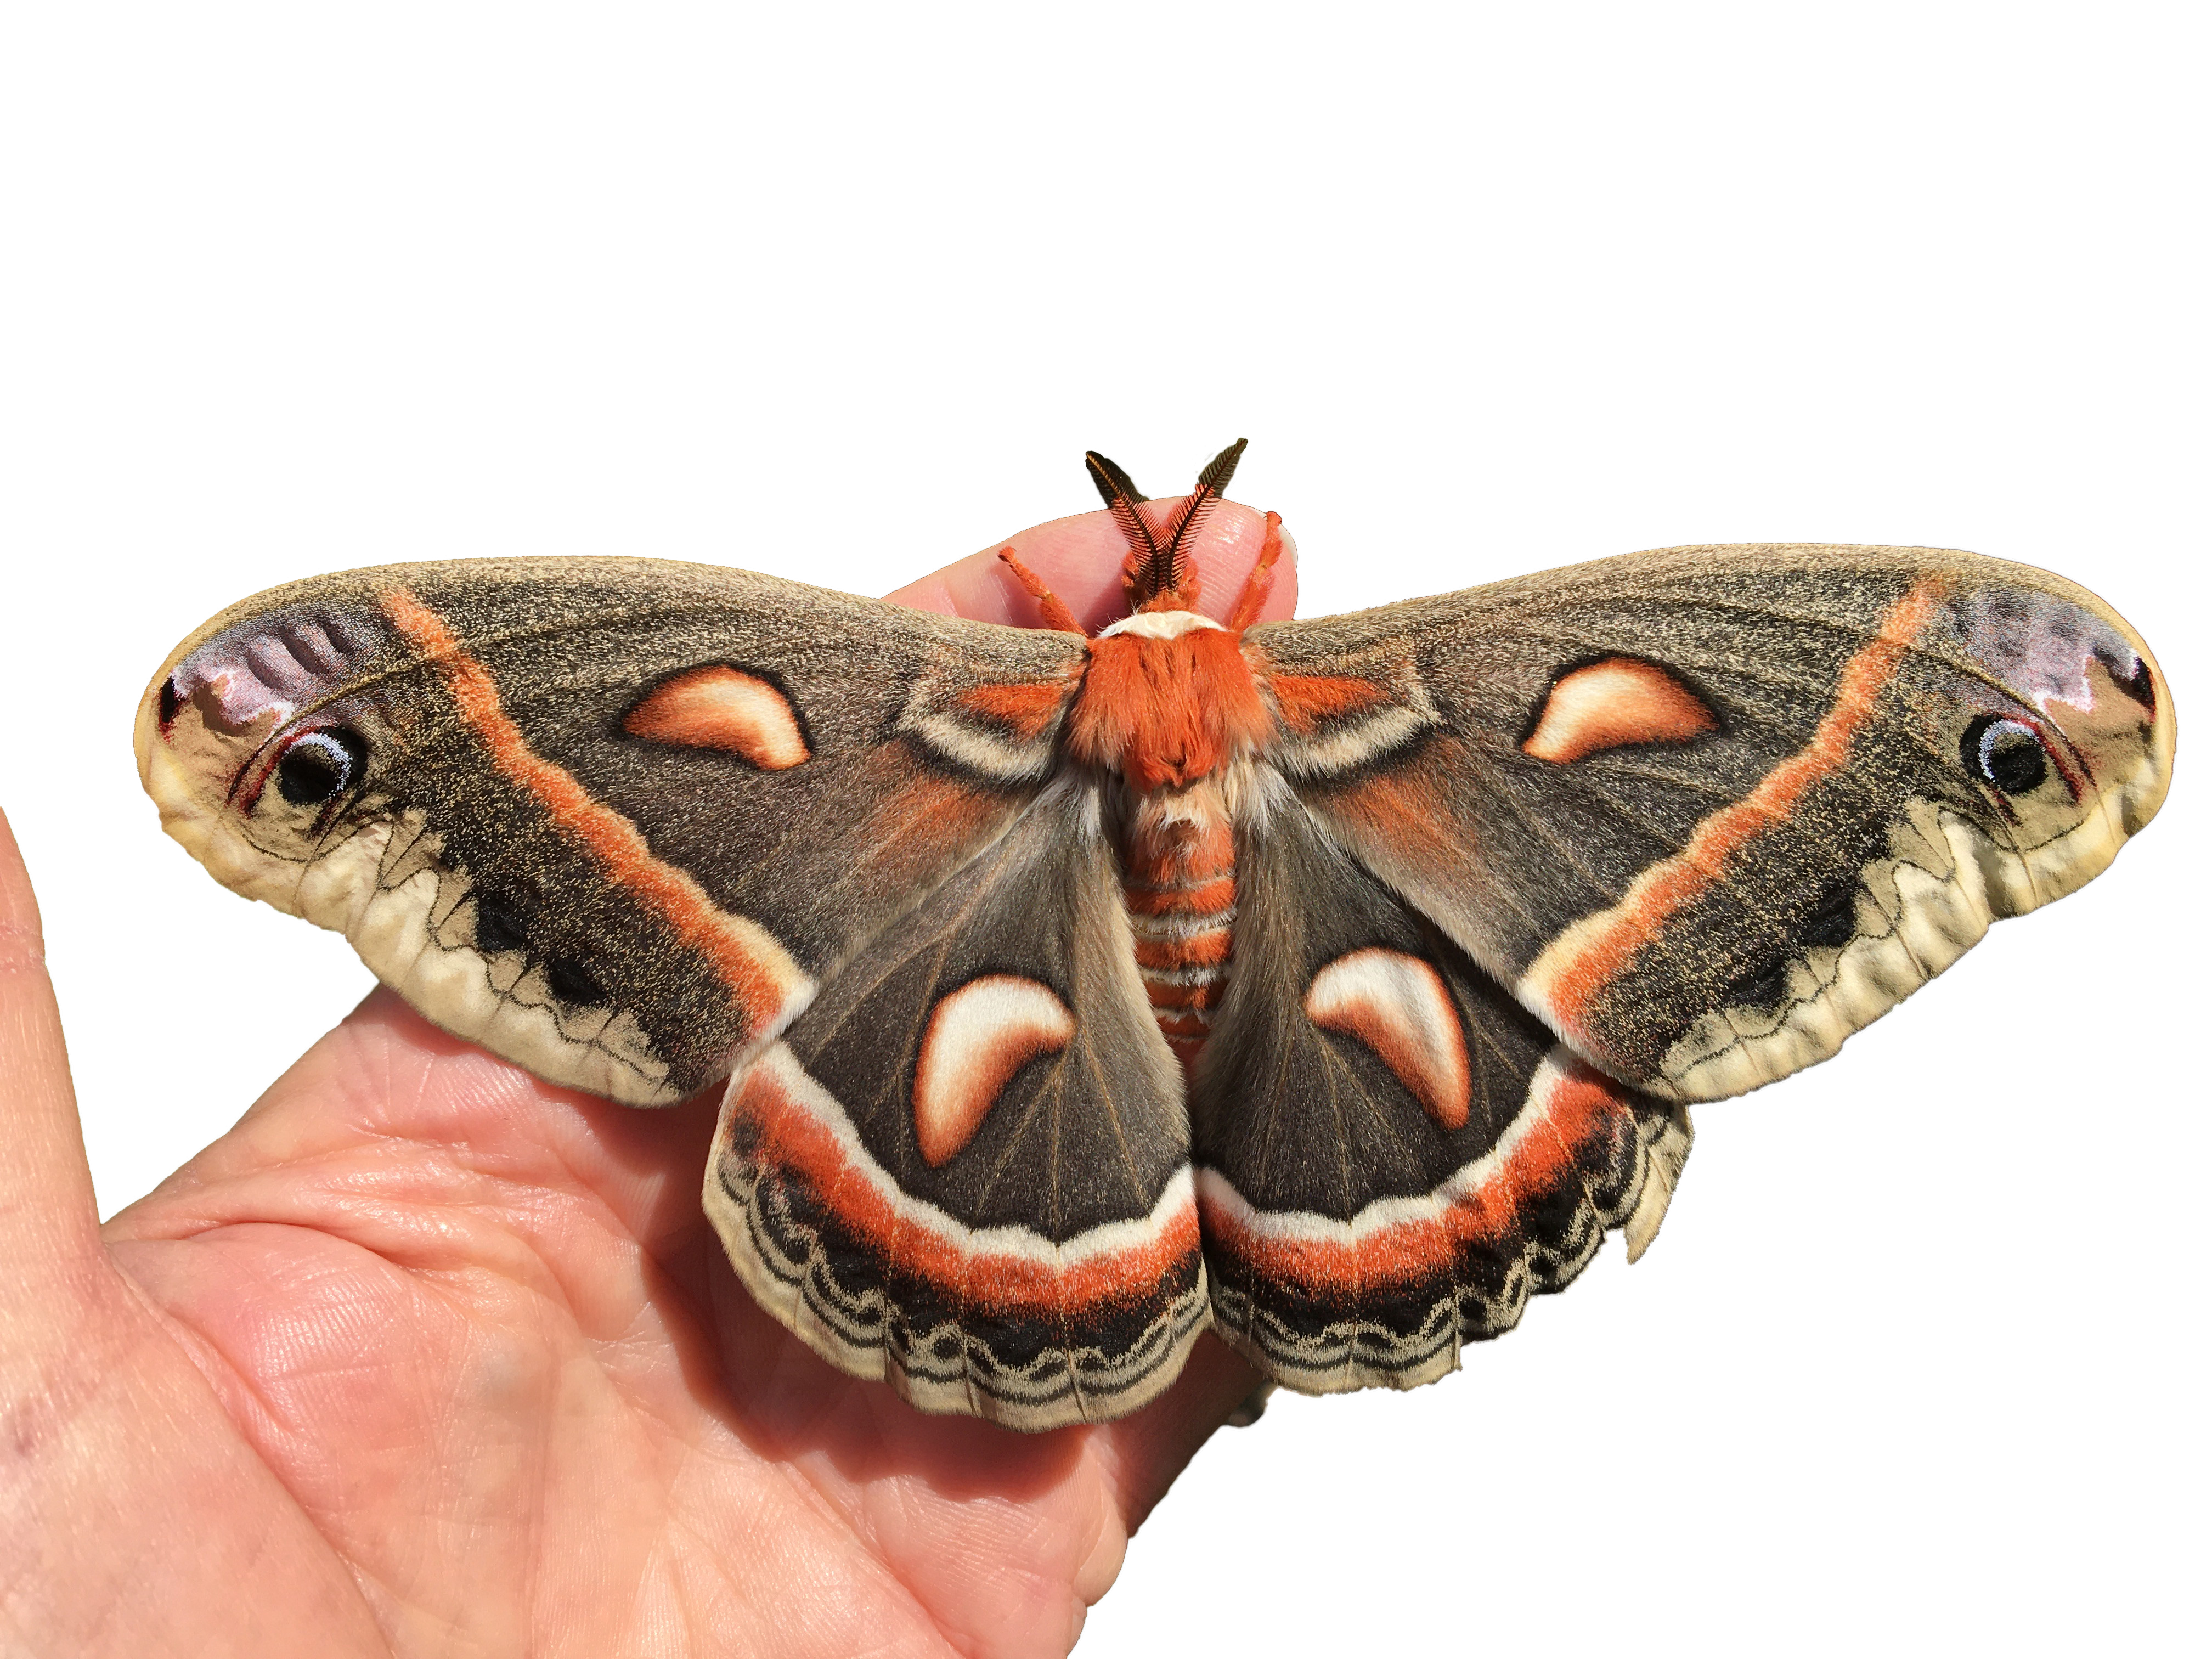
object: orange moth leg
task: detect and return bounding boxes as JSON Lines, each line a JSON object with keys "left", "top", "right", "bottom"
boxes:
{"left": 996, "top": 548, "right": 1086, "bottom": 635}
{"left": 1226, "top": 511, "right": 1286, "bottom": 632}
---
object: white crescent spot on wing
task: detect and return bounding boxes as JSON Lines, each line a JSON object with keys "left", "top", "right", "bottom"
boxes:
{"left": 1304, "top": 947, "right": 1471, "bottom": 1131}
{"left": 1521, "top": 656, "right": 1719, "bottom": 765}
{"left": 624, "top": 666, "right": 811, "bottom": 769}
{"left": 913, "top": 974, "right": 1076, "bottom": 1166}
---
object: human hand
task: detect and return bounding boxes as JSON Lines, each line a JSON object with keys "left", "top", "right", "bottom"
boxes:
{"left": 0, "top": 500, "right": 1295, "bottom": 1658}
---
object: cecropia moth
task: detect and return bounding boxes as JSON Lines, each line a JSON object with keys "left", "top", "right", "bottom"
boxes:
{"left": 137, "top": 442, "right": 2175, "bottom": 1431}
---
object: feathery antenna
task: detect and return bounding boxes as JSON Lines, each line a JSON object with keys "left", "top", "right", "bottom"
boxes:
{"left": 1085, "top": 439, "right": 1248, "bottom": 607}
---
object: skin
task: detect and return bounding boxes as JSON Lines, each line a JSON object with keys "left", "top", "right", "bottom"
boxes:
{"left": 0, "top": 502, "right": 1296, "bottom": 1659}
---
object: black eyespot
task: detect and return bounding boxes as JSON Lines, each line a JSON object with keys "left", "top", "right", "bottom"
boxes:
{"left": 274, "top": 727, "right": 368, "bottom": 806}
{"left": 1960, "top": 715, "right": 2048, "bottom": 795}
{"left": 474, "top": 897, "right": 529, "bottom": 956}
{"left": 157, "top": 677, "right": 183, "bottom": 729}
{"left": 545, "top": 957, "right": 607, "bottom": 1006}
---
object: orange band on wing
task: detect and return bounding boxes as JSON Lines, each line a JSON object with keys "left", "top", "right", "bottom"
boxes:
{"left": 953, "top": 679, "right": 1076, "bottom": 742}
{"left": 1270, "top": 673, "right": 1391, "bottom": 736}
{"left": 736, "top": 1057, "right": 1201, "bottom": 1315}
{"left": 1530, "top": 579, "right": 1947, "bottom": 1030}
{"left": 1200, "top": 1062, "right": 1626, "bottom": 1293}
{"left": 383, "top": 589, "right": 810, "bottom": 1032}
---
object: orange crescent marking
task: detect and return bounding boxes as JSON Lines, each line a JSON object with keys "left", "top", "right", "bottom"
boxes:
{"left": 625, "top": 667, "right": 810, "bottom": 769}
{"left": 1538, "top": 578, "right": 1948, "bottom": 1030}
{"left": 1521, "top": 657, "right": 1719, "bottom": 763}
{"left": 911, "top": 976, "right": 1075, "bottom": 1167}
{"left": 1305, "top": 949, "right": 1472, "bottom": 1131}
{"left": 383, "top": 589, "right": 806, "bottom": 1031}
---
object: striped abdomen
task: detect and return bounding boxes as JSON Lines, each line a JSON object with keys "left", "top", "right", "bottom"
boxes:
{"left": 1122, "top": 796, "right": 1236, "bottom": 1071}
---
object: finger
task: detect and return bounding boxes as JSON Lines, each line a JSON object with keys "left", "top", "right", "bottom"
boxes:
{"left": 0, "top": 808, "right": 103, "bottom": 1282}
{"left": 0, "top": 804, "right": 393, "bottom": 1659}
{"left": 1093, "top": 1333, "right": 1269, "bottom": 1530}
{"left": 883, "top": 499, "right": 1300, "bottom": 630}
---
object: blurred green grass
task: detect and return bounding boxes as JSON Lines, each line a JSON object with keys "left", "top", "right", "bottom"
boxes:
{"left": 4, "top": 436, "right": 2176, "bottom": 1654}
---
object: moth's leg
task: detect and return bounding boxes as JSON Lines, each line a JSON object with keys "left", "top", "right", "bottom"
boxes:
{"left": 1226, "top": 511, "right": 1286, "bottom": 631}
{"left": 995, "top": 548, "right": 1086, "bottom": 634}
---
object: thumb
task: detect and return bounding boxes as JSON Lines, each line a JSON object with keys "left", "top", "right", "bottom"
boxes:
{"left": 0, "top": 808, "right": 103, "bottom": 1287}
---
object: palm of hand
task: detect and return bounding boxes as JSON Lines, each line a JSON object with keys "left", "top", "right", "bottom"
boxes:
{"left": 106, "top": 995, "right": 1254, "bottom": 1656}
{"left": 3, "top": 509, "right": 1289, "bottom": 1658}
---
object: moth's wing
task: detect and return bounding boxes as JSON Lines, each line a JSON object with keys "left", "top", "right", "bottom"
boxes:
{"left": 1249, "top": 544, "right": 2174, "bottom": 1102}
{"left": 1193, "top": 782, "right": 1689, "bottom": 1393}
{"left": 707, "top": 778, "right": 1206, "bottom": 1429}
{"left": 138, "top": 557, "right": 1087, "bottom": 1104}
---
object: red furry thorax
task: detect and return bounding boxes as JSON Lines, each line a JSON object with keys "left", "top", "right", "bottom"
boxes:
{"left": 1066, "top": 627, "right": 1272, "bottom": 792}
